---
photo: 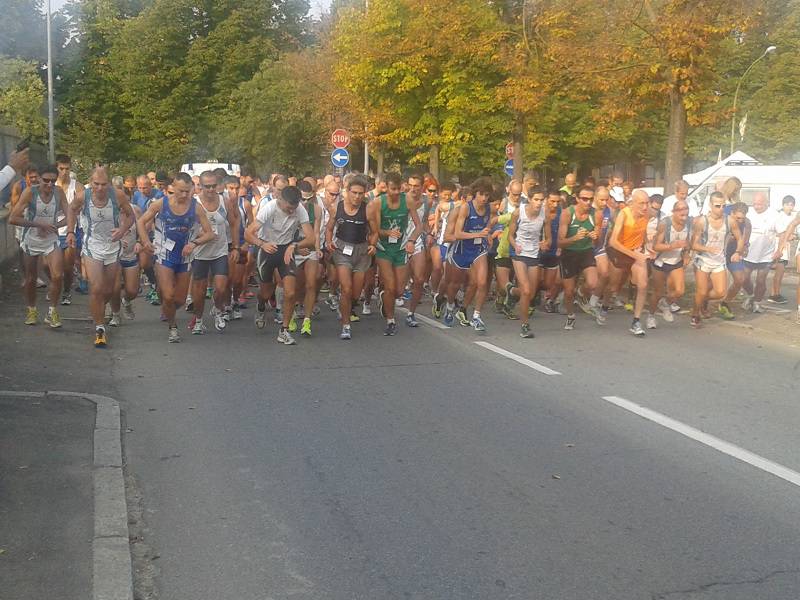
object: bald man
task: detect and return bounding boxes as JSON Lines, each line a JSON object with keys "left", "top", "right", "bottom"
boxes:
{"left": 67, "top": 167, "right": 136, "bottom": 347}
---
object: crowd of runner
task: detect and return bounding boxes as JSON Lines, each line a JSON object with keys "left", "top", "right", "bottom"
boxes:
{"left": 7, "top": 156, "right": 798, "bottom": 348}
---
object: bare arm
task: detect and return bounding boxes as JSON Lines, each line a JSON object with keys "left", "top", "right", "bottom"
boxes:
{"left": 367, "top": 201, "right": 380, "bottom": 247}
{"left": 507, "top": 209, "right": 520, "bottom": 254}
{"left": 325, "top": 204, "right": 337, "bottom": 250}
{"left": 136, "top": 199, "right": 163, "bottom": 253}
{"left": 8, "top": 187, "right": 35, "bottom": 227}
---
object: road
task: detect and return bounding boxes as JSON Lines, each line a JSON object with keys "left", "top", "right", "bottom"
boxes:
{"left": 7, "top": 282, "right": 800, "bottom": 599}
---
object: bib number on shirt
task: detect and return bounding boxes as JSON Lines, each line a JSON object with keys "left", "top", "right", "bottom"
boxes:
{"left": 473, "top": 237, "right": 483, "bottom": 245}
{"left": 389, "top": 236, "right": 398, "bottom": 244}
{"left": 343, "top": 244, "right": 354, "bottom": 256}
{"left": 164, "top": 238, "right": 176, "bottom": 251}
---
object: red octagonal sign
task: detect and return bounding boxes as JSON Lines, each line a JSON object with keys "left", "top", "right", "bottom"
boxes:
{"left": 331, "top": 129, "right": 351, "bottom": 149}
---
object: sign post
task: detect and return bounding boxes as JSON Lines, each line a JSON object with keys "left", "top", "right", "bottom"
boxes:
{"left": 504, "top": 159, "right": 514, "bottom": 178}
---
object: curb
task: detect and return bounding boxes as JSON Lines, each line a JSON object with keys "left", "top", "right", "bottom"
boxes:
{"left": 0, "top": 390, "right": 133, "bottom": 600}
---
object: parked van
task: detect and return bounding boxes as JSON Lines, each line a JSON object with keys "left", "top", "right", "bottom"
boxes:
{"left": 180, "top": 162, "right": 240, "bottom": 178}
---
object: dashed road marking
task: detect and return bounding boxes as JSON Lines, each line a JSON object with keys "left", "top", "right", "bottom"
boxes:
{"left": 474, "top": 341, "right": 561, "bottom": 375}
{"left": 602, "top": 395, "right": 800, "bottom": 489}
{"left": 396, "top": 307, "right": 448, "bottom": 330}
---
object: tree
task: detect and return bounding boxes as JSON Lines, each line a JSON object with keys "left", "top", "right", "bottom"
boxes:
{"left": 0, "top": 57, "right": 47, "bottom": 139}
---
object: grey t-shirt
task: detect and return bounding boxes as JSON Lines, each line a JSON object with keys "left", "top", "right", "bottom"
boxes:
{"left": 255, "top": 199, "right": 309, "bottom": 245}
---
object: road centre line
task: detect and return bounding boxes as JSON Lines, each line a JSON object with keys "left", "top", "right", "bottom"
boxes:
{"left": 602, "top": 395, "right": 800, "bottom": 489}
{"left": 395, "top": 306, "right": 448, "bottom": 329}
{"left": 474, "top": 341, "right": 561, "bottom": 375}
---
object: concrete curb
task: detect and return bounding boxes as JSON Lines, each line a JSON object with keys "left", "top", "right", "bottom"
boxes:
{"left": 0, "top": 390, "right": 133, "bottom": 600}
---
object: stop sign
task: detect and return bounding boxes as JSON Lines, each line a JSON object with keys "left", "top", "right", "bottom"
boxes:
{"left": 505, "top": 142, "right": 514, "bottom": 159}
{"left": 331, "top": 129, "right": 351, "bottom": 149}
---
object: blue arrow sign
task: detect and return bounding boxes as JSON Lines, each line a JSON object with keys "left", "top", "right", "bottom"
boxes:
{"left": 504, "top": 159, "right": 514, "bottom": 177}
{"left": 331, "top": 148, "right": 350, "bottom": 168}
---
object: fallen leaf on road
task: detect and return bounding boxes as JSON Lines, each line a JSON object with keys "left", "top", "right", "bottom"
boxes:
{"left": 188, "top": 406, "right": 196, "bottom": 410}
{"left": 18, "top": 466, "right": 28, "bottom": 470}
{"left": 551, "top": 474, "right": 561, "bottom": 480}
{"left": 564, "top": 443, "right": 575, "bottom": 448}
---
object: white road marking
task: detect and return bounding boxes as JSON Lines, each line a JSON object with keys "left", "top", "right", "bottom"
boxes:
{"left": 396, "top": 307, "right": 448, "bottom": 329}
{"left": 474, "top": 341, "right": 561, "bottom": 375}
{"left": 602, "top": 395, "right": 800, "bottom": 489}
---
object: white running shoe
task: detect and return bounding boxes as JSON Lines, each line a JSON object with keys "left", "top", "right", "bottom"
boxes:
{"left": 192, "top": 318, "right": 207, "bottom": 335}
{"left": 213, "top": 308, "right": 226, "bottom": 332}
{"left": 646, "top": 314, "right": 657, "bottom": 329}
{"left": 108, "top": 313, "right": 122, "bottom": 327}
{"left": 362, "top": 301, "right": 372, "bottom": 315}
{"left": 122, "top": 299, "right": 135, "bottom": 320}
{"left": 661, "top": 305, "right": 674, "bottom": 322}
{"left": 277, "top": 329, "right": 296, "bottom": 345}
{"left": 168, "top": 327, "right": 181, "bottom": 343}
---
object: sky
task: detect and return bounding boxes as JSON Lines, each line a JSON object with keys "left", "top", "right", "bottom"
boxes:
{"left": 47, "top": 0, "right": 331, "bottom": 17}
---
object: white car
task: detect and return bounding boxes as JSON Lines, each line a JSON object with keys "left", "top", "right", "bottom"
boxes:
{"left": 180, "top": 162, "right": 241, "bottom": 178}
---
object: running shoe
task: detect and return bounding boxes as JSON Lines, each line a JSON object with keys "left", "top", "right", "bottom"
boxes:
{"left": 350, "top": 310, "right": 360, "bottom": 323}
{"left": 108, "top": 313, "right": 121, "bottom": 327}
{"left": 277, "top": 329, "right": 296, "bottom": 345}
{"left": 301, "top": 317, "right": 312, "bottom": 336}
{"left": 660, "top": 301, "right": 675, "bottom": 322}
{"left": 383, "top": 321, "right": 397, "bottom": 336}
{"left": 564, "top": 315, "right": 576, "bottom": 330}
{"left": 405, "top": 313, "right": 419, "bottom": 327}
{"left": 752, "top": 301, "right": 765, "bottom": 314}
{"left": 45, "top": 308, "right": 62, "bottom": 328}
{"left": 742, "top": 295, "right": 753, "bottom": 311}
{"left": 520, "top": 323, "right": 534, "bottom": 338}
{"left": 576, "top": 290, "right": 592, "bottom": 315}
{"left": 670, "top": 302, "right": 681, "bottom": 313}
{"left": 187, "top": 315, "right": 197, "bottom": 331}
{"left": 185, "top": 296, "right": 194, "bottom": 312}
{"left": 402, "top": 289, "right": 412, "bottom": 301}
{"left": 395, "top": 298, "right": 404, "bottom": 307}
{"left": 629, "top": 319, "right": 646, "bottom": 336}
{"left": 596, "top": 307, "right": 608, "bottom": 326}
{"left": 624, "top": 302, "right": 634, "bottom": 312}
{"left": 432, "top": 293, "right": 444, "bottom": 319}
{"left": 222, "top": 306, "right": 232, "bottom": 321}
{"left": 501, "top": 305, "right": 519, "bottom": 320}
{"left": 192, "top": 318, "right": 207, "bottom": 335}
{"left": 122, "top": 299, "right": 135, "bottom": 320}
{"left": 768, "top": 294, "right": 788, "bottom": 304}
{"left": 455, "top": 308, "right": 470, "bottom": 327}
{"left": 543, "top": 298, "right": 556, "bottom": 313}
{"left": 242, "top": 290, "right": 255, "bottom": 299}
{"left": 273, "top": 309, "right": 283, "bottom": 324}
{"left": 94, "top": 328, "right": 107, "bottom": 348}
{"left": 320, "top": 282, "right": 330, "bottom": 294}
{"left": 150, "top": 291, "right": 161, "bottom": 306}
{"left": 340, "top": 324, "right": 352, "bottom": 340}
{"left": 213, "top": 309, "right": 226, "bottom": 332}
{"left": 24, "top": 307, "right": 38, "bottom": 325}
{"left": 443, "top": 307, "right": 455, "bottom": 327}
{"left": 288, "top": 314, "right": 298, "bottom": 332}
{"left": 254, "top": 305, "right": 266, "bottom": 329}
{"left": 718, "top": 304, "right": 735, "bottom": 320}
{"left": 312, "top": 305, "right": 321, "bottom": 317}
{"left": 646, "top": 314, "right": 657, "bottom": 329}
{"left": 168, "top": 326, "right": 181, "bottom": 343}
{"left": 690, "top": 315, "right": 701, "bottom": 329}
{"left": 471, "top": 316, "right": 487, "bottom": 332}
{"left": 504, "top": 282, "right": 518, "bottom": 310}
{"left": 296, "top": 305, "right": 305, "bottom": 319}
{"left": 205, "top": 286, "right": 213, "bottom": 299}
{"left": 232, "top": 307, "right": 243, "bottom": 320}
{"left": 60, "top": 293, "right": 72, "bottom": 306}
{"left": 362, "top": 301, "right": 372, "bottom": 316}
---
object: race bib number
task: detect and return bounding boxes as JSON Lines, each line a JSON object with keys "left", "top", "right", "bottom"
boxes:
{"left": 473, "top": 237, "right": 483, "bottom": 245}
{"left": 343, "top": 244, "right": 354, "bottom": 256}
{"left": 389, "top": 236, "right": 398, "bottom": 244}
{"left": 164, "top": 238, "right": 176, "bottom": 251}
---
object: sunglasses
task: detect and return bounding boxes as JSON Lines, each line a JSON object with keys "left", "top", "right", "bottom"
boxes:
{"left": 427, "top": 189, "right": 437, "bottom": 193}
{"left": 578, "top": 196, "right": 593, "bottom": 202}
{"left": 202, "top": 184, "right": 216, "bottom": 190}
{"left": 41, "top": 177, "right": 57, "bottom": 184}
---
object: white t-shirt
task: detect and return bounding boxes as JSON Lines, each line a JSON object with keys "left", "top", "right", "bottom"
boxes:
{"left": 746, "top": 207, "right": 779, "bottom": 263}
{"left": 254, "top": 199, "right": 309, "bottom": 245}
{"left": 775, "top": 210, "right": 795, "bottom": 260}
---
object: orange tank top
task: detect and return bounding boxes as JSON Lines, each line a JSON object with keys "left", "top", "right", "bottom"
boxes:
{"left": 618, "top": 206, "right": 647, "bottom": 250}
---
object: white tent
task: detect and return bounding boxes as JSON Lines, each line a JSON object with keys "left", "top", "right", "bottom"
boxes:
{"left": 683, "top": 151, "right": 759, "bottom": 186}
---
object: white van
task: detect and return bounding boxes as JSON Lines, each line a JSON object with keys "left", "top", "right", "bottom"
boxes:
{"left": 180, "top": 162, "right": 241, "bottom": 178}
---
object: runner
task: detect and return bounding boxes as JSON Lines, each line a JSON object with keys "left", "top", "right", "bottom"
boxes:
{"left": 137, "top": 173, "right": 215, "bottom": 343}
{"left": 540, "top": 190, "right": 563, "bottom": 313}
{"left": 505, "top": 186, "right": 546, "bottom": 337}
{"left": 769, "top": 195, "right": 796, "bottom": 304}
{"left": 132, "top": 174, "right": 164, "bottom": 305}
{"left": 67, "top": 167, "right": 137, "bottom": 347}
{"left": 689, "top": 191, "right": 743, "bottom": 328}
{"left": 224, "top": 175, "right": 250, "bottom": 320}
{"left": 430, "top": 181, "right": 456, "bottom": 316}
{"left": 719, "top": 202, "right": 751, "bottom": 319}
{"left": 55, "top": 154, "right": 82, "bottom": 305}
{"left": 605, "top": 189, "right": 650, "bottom": 336}
{"left": 494, "top": 180, "right": 523, "bottom": 317}
{"left": 589, "top": 186, "right": 615, "bottom": 318}
{"left": 111, "top": 204, "right": 142, "bottom": 323}
{"left": 777, "top": 207, "right": 800, "bottom": 323}
{"left": 327, "top": 175, "right": 374, "bottom": 339}
{"left": 245, "top": 185, "right": 314, "bottom": 345}
{"left": 293, "top": 179, "right": 322, "bottom": 337}
{"left": 189, "top": 171, "right": 240, "bottom": 334}
{"left": 8, "top": 164, "right": 69, "bottom": 329}
{"left": 446, "top": 177, "right": 497, "bottom": 333}
{"left": 403, "top": 173, "right": 431, "bottom": 327}
{"left": 648, "top": 198, "right": 691, "bottom": 327}
{"left": 740, "top": 192, "right": 781, "bottom": 313}
{"left": 367, "top": 171, "right": 423, "bottom": 336}
{"left": 557, "top": 185, "right": 600, "bottom": 330}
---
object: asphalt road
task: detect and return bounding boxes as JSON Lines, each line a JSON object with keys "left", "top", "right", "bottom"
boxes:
{"left": 87, "top": 289, "right": 798, "bottom": 600}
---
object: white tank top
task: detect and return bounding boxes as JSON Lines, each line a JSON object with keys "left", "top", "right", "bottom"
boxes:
{"left": 699, "top": 217, "right": 726, "bottom": 266}
{"left": 21, "top": 188, "right": 59, "bottom": 248}
{"left": 194, "top": 199, "right": 229, "bottom": 260}
{"left": 81, "top": 193, "right": 121, "bottom": 259}
{"left": 57, "top": 177, "right": 78, "bottom": 236}
{"left": 655, "top": 219, "right": 689, "bottom": 266}
{"left": 515, "top": 205, "right": 545, "bottom": 258}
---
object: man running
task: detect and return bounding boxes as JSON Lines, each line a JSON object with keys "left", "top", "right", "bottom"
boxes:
{"left": 445, "top": 177, "right": 497, "bottom": 332}
{"left": 189, "top": 171, "right": 240, "bottom": 334}
{"left": 111, "top": 204, "right": 143, "bottom": 323}
{"left": 9, "top": 164, "right": 69, "bottom": 329}
{"left": 327, "top": 175, "right": 374, "bottom": 339}
{"left": 777, "top": 206, "right": 800, "bottom": 323}
{"left": 505, "top": 186, "right": 547, "bottom": 337}
{"left": 246, "top": 185, "right": 314, "bottom": 345}
{"left": 132, "top": 174, "right": 164, "bottom": 305}
{"left": 138, "top": 173, "right": 215, "bottom": 342}
{"left": 740, "top": 192, "right": 781, "bottom": 314}
{"left": 67, "top": 167, "right": 137, "bottom": 347}
{"left": 557, "top": 185, "right": 600, "bottom": 330}
{"left": 770, "top": 195, "right": 796, "bottom": 304}
{"left": 605, "top": 188, "right": 650, "bottom": 336}
{"left": 293, "top": 179, "right": 322, "bottom": 336}
{"left": 367, "top": 171, "right": 422, "bottom": 336}
{"left": 403, "top": 173, "right": 431, "bottom": 327}
{"left": 55, "top": 154, "right": 82, "bottom": 305}
{"left": 648, "top": 198, "right": 691, "bottom": 326}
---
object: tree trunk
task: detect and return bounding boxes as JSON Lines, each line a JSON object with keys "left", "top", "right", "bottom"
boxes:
{"left": 512, "top": 114, "right": 525, "bottom": 179}
{"left": 664, "top": 87, "right": 686, "bottom": 197}
{"left": 429, "top": 144, "right": 440, "bottom": 180}
{"left": 377, "top": 146, "right": 385, "bottom": 175}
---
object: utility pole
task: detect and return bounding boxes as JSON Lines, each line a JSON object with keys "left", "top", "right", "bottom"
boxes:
{"left": 46, "top": 0, "right": 55, "bottom": 162}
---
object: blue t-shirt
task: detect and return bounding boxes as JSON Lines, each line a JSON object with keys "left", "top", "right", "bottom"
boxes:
{"left": 132, "top": 189, "right": 164, "bottom": 212}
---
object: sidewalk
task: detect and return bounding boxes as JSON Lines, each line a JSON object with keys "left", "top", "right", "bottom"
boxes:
{"left": 0, "top": 264, "right": 132, "bottom": 600}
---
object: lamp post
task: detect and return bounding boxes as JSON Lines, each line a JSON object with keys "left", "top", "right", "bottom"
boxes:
{"left": 46, "top": 0, "right": 55, "bottom": 163}
{"left": 730, "top": 45, "right": 776, "bottom": 155}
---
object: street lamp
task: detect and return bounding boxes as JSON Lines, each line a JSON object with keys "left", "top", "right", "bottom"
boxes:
{"left": 730, "top": 45, "right": 776, "bottom": 155}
